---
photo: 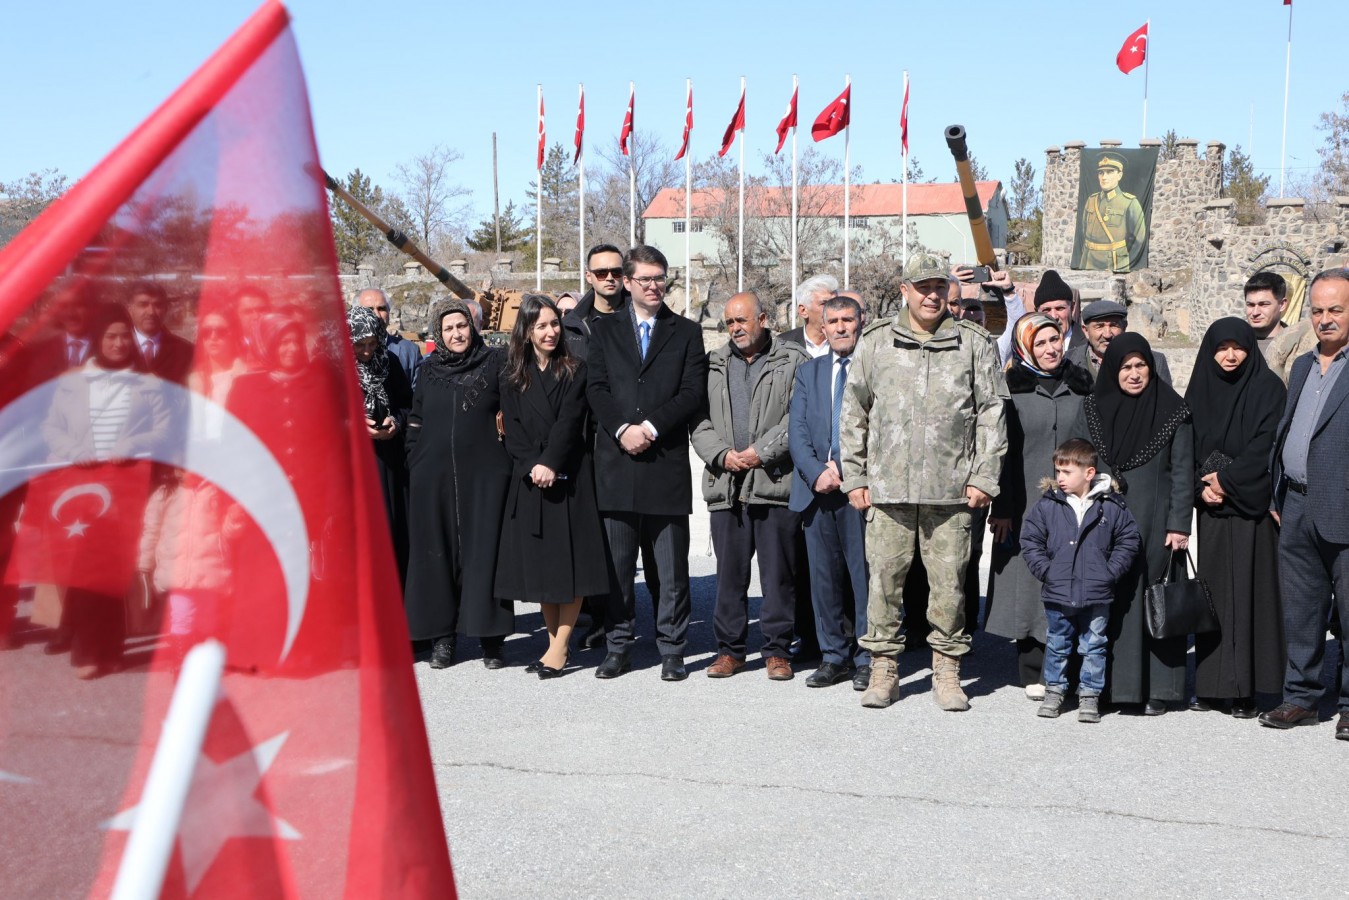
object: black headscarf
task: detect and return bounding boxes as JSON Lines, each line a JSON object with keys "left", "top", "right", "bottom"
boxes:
{"left": 1185, "top": 317, "right": 1287, "bottom": 517}
{"left": 425, "top": 301, "right": 488, "bottom": 375}
{"left": 1085, "top": 332, "right": 1189, "bottom": 473}
{"left": 346, "top": 306, "right": 390, "bottom": 420}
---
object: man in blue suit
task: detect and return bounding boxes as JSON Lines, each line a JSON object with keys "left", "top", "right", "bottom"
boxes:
{"left": 1262, "top": 267, "right": 1349, "bottom": 741}
{"left": 789, "top": 294, "right": 870, "bottom": 690}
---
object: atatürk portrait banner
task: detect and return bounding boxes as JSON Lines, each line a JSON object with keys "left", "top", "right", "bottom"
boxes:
{"left": 1071, "top": 146, "right": 1158, "bottom": 274}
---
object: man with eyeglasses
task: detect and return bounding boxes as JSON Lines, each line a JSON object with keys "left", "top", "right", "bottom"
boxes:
{"left": 357, "top": 289, "right": 420, "bottom": 392}
{"left": 587, "top": 246, "right": 708, "bottom": 681}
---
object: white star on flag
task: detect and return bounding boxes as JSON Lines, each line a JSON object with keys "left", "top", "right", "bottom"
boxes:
{"left": 64, "top": 519, "right": 89, "bottom": 538}
{"left": 105, "top": 732, "right": 300, "bottom": 893}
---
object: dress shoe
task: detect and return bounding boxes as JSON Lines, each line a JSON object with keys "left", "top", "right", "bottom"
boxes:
{"left": 1337, "top": 713, "right": 1349, "bottom": 741}
{"left": 524, "top": 660, "right": 543, "bottom": 675}
{"left": 428, "top": 636, "right": 456, "bottom": 669}
{"left": 806, "top": 662, "right": 852, "bottom": 688}
{"left": 1230, "top": 698, "right": 1258, "bottom": 719}
{"left": 1143, "top": 699, "right": 1168, "bottom": 716}
{"left": 1188, "top": 697, "right": 1213, "bottom": 713}
{"left": 537, "top": 654, "right": 568, "bottom": 680}
{"left": 852, "top": 665, "right": 871, "bottom": 692}
{"left": 1258, "top": 701, "right": 1319, "bottom": 729}
{"left": 579, "top": 623, "right": 606, "bottom": 651}
{"left": 660, "top": 655, "right": 688, "bottom": 682}
{"left": 594, "top": 651, "right": 630, "bottom": 679}
{"left": 765, "top": 656, "right": 794, "bottom": 681}
{"left": 482, "top": 648, "right": 506, "bottom": 670}
{"left": 706, "top": 654, "right": 745, "bottom": 678}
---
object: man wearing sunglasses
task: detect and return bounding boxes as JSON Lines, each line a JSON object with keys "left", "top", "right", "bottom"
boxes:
{"left": 563, "top": 243, "right": 629, "bottom": 358}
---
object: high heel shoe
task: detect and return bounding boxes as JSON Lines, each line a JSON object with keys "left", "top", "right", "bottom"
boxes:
{"left": 524, "top": 660, "right": 543, "bottom": 674}
{"left": 537, "top": 654, "right": 569, "bottom": 680}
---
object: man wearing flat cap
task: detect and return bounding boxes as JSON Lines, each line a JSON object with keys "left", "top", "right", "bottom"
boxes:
{"left": 1073, "top": 152, "right": 1147, "bottom": 273}
{"left": 1080, "top": 299, "right": 1172, "bottom": 384}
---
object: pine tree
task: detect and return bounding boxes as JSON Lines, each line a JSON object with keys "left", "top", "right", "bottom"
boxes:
{"left": 330, "top": 169, "right": 386, "bottom": 272}
{"left": 1222, "top": 144, "right": 1269, "bottom": 225}
{"left": 523, "top": 142, "right": 580, "bottom": 263}
{"left": 466, "top": 201, "right": 530, "bottom": 253}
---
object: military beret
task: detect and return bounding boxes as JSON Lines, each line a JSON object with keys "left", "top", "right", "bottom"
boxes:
{"left": 1096, "top": 153, "right": 1125, "bottom": 173}
{"left": 1081, "top": 299, "right": 1128, "bottom": 323}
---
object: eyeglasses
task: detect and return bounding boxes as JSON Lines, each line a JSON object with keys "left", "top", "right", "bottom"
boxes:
{"left": 630, "top": 275, "right": 667, "bottom": 288}
{"left": 588, "top": 267, "right": 623, "bottom": 280}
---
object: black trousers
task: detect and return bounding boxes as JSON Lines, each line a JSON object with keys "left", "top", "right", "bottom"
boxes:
{"left": 603, "top": 513, "right": 690, "bottom": 658}
{"left": 710, "top": 504, "right": 800, "bottom": 660}
{"left": 802, "top": 492, "right": 869, "bottom": 666}
{"left": 1277, "top": 490, "right": 1349, "bottom": 713}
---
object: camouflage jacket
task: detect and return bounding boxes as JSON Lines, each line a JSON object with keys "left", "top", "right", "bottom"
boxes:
{"left": 839, "top": 312, "right": 1009, "bottom": 506}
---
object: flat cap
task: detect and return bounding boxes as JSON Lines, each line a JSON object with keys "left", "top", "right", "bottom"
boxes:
{"left": 1081, "top": 299, "right": 1128, "bottom": 322}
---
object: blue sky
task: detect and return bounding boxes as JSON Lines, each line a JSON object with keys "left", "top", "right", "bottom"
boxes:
{"left": 1, "top": 0, "right": 1339, "bottom": 224}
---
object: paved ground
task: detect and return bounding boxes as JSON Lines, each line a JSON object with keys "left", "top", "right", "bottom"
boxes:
{"left": 418, "top": 466, "right": 1348, "bottom": 899}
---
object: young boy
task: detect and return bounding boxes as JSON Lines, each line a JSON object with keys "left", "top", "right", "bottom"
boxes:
{"left": 1019, "top": 439, "right": 1140, "bottom": 723}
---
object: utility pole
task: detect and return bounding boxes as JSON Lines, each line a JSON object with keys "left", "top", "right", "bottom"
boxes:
{"left": 492, "top": 131, "right": 502, "bottom": 254}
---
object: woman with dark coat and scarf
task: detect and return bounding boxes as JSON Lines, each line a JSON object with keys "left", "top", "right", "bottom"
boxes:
{"left": 495, "top": 295, "right": 609, "bottom": 678}
{"left": 1186, "top": 317, "right": 1287, "bottom": 717}
{"left": 986, "top": 312, "right": 1095, "bottom": 699}
{"left": 1070, "top": 332, "right": 1194, "bottom": 714}
{"left": 346, "top": 306, "right": 413, "bottom": 583}
{"left": 403, "top": 302, "right": 513, "bottom": 669}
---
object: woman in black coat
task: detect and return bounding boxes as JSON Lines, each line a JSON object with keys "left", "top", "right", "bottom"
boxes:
{"left": 1186, "top": 317, "right": 1287, "bottom": 717}
{"left": 1071, "top": 333, "right": 1194, "bottom": 714}
{"left": 986, "top": 312, "right": 1095, "bottom": 698}
{"left": 404, "top": 302, "right": 513, "bottom": 669}
{"left": 496, "top": 295, "right": 609, "bottom": 678}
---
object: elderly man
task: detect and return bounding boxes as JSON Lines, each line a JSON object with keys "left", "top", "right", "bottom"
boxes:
{"left": 840, "top": 253, "right": 1008, "bottom": 711}
{"left": 1262, "top": 268, "right": 1349, "bottom": 741}
{"left": 1079, "top": 299, "right": 1172, "bottom": 384}
{"left": 693, "top": 292, "right": 807, "bottom": 680}
{"left": 781, "top": 274, "right": 838, "bottom": 359}
{"left": 357, "top": 288, "right": 420, "bottom": 392}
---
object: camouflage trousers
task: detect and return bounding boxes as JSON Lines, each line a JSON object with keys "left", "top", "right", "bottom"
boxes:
{"left": 858, "top": 503, "right": 972, "bottom": 658}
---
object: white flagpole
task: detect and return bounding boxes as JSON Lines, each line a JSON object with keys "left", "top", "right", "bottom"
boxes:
{"left": 628, "top": 80, "right": 636, "bottom": 248}
{"left": 1280, "top": 3, "right": 1292, "bottom": 197}
{"left": 791, "top": 74, "right": 799, "bottom": 326}
{"left": 1141, "top": 20, "right": 1150, "bottom": 140}
{"left": 737, "top": 75, "right": 746, "bottom": 294}
{"left": 902, "top": 70, "right": 909, "bottom": 270}
{"left": 578, "top": 83, "right": 586, "bottom": 294}
{"left": 843, "top": 73, "right": 851, "bottom": 290}
{"left": 536, "top": 83, "right": 543, "bottom": 291}
{"left": 110, "top": 641, "right": 225, "bottom": 900}
{"left": 684, "top": 77, "right": 692, "bottom": 317}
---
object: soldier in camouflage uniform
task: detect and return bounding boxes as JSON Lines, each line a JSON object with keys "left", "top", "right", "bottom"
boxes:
{"left": 1072, "top": 153, "right": 1147, "bottom": 273}
{"left": 839, "top": 253, "right": 1009, "bottom": 711}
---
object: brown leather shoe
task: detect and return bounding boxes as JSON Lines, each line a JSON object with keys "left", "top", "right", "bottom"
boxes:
{"left": 1337, "top": 713, "right": 1348, "bottom": 741}
{"left": 1258, "top": 701, "right": 1319, "bottom": 729}
{"left": 765, "top": 656, "right": 794, "bottom": 681}
{"left": 706, "top": 654, "right": 745, "bottom": 678}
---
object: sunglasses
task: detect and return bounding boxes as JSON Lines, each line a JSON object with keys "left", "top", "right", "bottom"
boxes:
{"left": 588, "top": 267, "right": 623, "bottom": 280}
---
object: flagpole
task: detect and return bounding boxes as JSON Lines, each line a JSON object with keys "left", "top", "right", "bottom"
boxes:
{"left": 737, "top": 75, "right": 746, "bottom": 294}
{"left": 902, "top": 70, "right": 909, "bottom": 270}
{"left": 628, "top": 80, "right": 636, "bottom": 247}
{"left": 684, "top": 77, "right": 692, "bottom": 317}
{"left": 536, "top": 83, "right": 543, "bottom": 291}
{"left": 578, "top": 82, "right": 586, "bottom": 294}
{"left": 110, "top": 641, "right": 226, "bottom": 900}
{"left": 1280, "top": 2, "right": 1292, "bottom": 197}
{"left": 790, "top": 74, "right": 799, "bottom": 326}
{"left": 1141, "top": 19, "right": 1150, "bottom": 140}
{"left": 843, "top": 73, "right": 851, "bottom": 290}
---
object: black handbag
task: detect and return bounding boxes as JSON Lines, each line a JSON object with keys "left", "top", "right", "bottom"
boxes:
{"left": 1145, "top": 550, "right": 1219, "bottom": 639}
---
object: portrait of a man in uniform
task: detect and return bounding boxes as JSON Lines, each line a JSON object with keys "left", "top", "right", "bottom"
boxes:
{"left": 1071, "top": 149, "right": 1157, "bottom": 273}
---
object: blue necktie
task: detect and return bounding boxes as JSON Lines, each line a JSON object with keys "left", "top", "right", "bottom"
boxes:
{"left": 639, "top": 321, "right": 651, "bottom": 360}
{"left": 830, "top": 357, "right": 850, "bottom": 465}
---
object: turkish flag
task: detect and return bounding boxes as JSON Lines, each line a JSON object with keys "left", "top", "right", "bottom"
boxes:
{"left": 674, "top": 83, "right": 693, "bottom": 162}
{"left": 812, "top": 84, "right": 851, "bottom": 142}
{"left": 901, "top": 77, "right": 911, "bottom": 155}
{"left": 0, "top": 2, "right": 455, "bottom": 897}
{"left": 1117, "top": 22, "right": 1148, "bottom": 74}
{"left": 573, "top": 85, "right": 585, "bottom": 166}
{"left": 719, "top": 87, "right": 745, "bottom": 158}
{"left": 620, "top": 84, "right": 635, "bottom": 156}
{"left": 774, "top": 84, "right": 797, "bottom": 154}
{"left": 537, "top": 91, "right": 546, "bottom": 171}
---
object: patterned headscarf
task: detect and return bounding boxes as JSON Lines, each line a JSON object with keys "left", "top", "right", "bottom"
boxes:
{"left": 346, "top": 305, "right": 390, "bottom": 420}
{"left": 1009, "top": 312, "right": 1063, "bottom": 377}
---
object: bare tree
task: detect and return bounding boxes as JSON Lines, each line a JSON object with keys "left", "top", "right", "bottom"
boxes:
{"left": 394, "top": 144, "right": 473, "bottom": 248}
{"left": 591, "top": 130, "right": 682, "bottom": 247}
{"left": 0, "top": 168, "right": 69, "bottom": 247}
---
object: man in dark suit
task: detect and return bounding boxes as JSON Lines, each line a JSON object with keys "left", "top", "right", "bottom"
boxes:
{"left": 779, "top": 273, "right": 837, "bottom": 360}
{"left": 25, "top": 280, "right": 95, "bottom": 381}
{"left": 126, "top": 281, "right": 193, "bottom": 384}
{"left": 789, "top": 294, "right": 871, "bottom": 691}
{"left": 586, "top": 246, "right": 708, "bottom": 681}
{"left": 1262, "top": 268, "right": 1349, "bottom": 740}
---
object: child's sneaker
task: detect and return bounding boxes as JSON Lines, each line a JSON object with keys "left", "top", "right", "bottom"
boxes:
{"left": 1037, "top": 690, "right": 1065, "bottom": 718}
{"left": 1078, "top": 695, "right": 1101, "bottom": 723}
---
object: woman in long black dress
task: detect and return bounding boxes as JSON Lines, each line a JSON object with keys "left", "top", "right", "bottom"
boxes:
{"left": 1186, "top": 317, "right": 1287, "bottom": 717}
{"left": 1072, "top": 333, "right": 1194, "bottom": 714}
{"left": 495, "top": 295, "right": 609, "bottom": 678}
{"left": 404, "top": 302, "right": 513, "bottom": 669}
{"left": 346, "top": 306, "right": 413, "bottom": 584}
{"left": 986, "top": 312, "right": 1095, "bottom": 699}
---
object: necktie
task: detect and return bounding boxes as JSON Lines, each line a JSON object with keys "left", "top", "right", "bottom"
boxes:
{"left": 830, "top": 357, "right": 850, "bottom": 465}
{"left": 639, "top": 321, "right": 651, "bottom": 360}
{"left": 142, "top": 340, "right": 156, "bottom": 364}
{"left": 67, "top": 340, "right": 81, "bottom": 367}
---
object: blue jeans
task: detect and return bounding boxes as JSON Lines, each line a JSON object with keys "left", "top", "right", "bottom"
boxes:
{"left": 1043, "top": 602, "right": 1109, "bottom": 696}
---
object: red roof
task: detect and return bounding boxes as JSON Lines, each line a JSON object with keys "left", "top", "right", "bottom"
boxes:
{"left": 642, "top": 181, "right": 1002, "bottom": 219}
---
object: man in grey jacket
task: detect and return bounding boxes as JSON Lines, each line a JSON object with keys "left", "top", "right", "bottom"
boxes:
{"left": 692, "top": 292, "right": 808, "bottom": 681}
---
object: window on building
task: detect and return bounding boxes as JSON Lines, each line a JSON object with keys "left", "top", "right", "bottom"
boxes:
{"left": 854, "top": 217, "right": 869, "bottom": 229}
{"left": 673, "top": 221, "right": 685, "bottom": 233}
{"left": 691, "top": 221, "right": 704, "bottom": 233}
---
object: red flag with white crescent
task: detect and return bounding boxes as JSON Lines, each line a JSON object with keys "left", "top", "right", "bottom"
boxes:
{"left": 674, "top": 83, "right": 693, "bottom": 162}
{"left": 719, "top": 86, "right": 745, "bottom": 158}
{"left": 620, "top": 84, "right": 635, "bottom": 156}
{"left": 774, "top": 84, "right": 797, "bottom": 155}
{"left": 901, "top": 77, "right": 910, "bottom": 155}
{"left": 573, "top": 85, "right": 585, "bottom": 166}
{"left": 537, "top": 90, "right": 546, "bottom": 170}
{"left": 811, "top": 84, "right": 851, "bottom": 142}
{"left": 0, "top": 2, "right": 456, "bottom": 896}
{"left": 1117, "top": 22, "right": 1148, "bottom": 74}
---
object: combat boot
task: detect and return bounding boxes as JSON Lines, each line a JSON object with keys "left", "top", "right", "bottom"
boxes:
{"left": 931, "top": 651, "right": 970, "bottom": 711}
{"left": 859, "top": 655, "right": 901, "bottom": 709}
